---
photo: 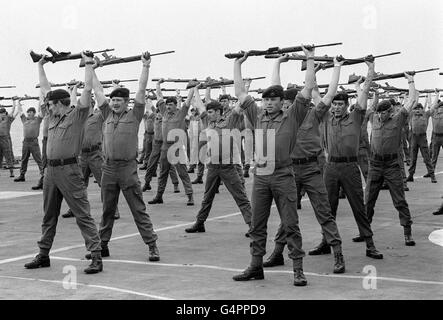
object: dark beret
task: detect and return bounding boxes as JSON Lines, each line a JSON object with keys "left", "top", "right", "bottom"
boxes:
{"left": 332, "top": 92, "right": 349, "bottom": 104}
{"left": 284, "top": 88, "right": 298, "bottom": 101}
{"left": 413, "top": 103, "right": 424, "bottom": 110}
{"left": 219, "top": 94, "right": 231, "bottom": 101}
{"left": 206, "top": 101, "right": 223, "bottom": 112}
{"left": 0, "top": 107, "right": 6, "bottom": 114}
{"left": 46, "top": 89, "right": 70, "bottom": 101}
{"left": 262, "top": 85, "right": 284, "bottom": 99}
{"left": 27, "top": 107, "right": 36, "bottom": 113}
{"left": 376, "top": 100, "right": 392, "bottom": 112}
{"left": 109, "top": 87, "right": 130, "bottom": 99}
{"left": 165, "top": 96, "right": 177, "bottom": 105}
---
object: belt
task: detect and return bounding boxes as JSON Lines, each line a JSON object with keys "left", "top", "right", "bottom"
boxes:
{"left": 292, "top": 156, "right": 318, "bottom": 165}
{"left": 413, "top": 133, "right": 427, "bottom": 136}
{"left": 371, "top": 153, "right": 398, "bottom": 161}
{"left": 329, "top": 156, "right": 358, "bottom": 163}
{"left": 48, "top": 157, "right": 77, "bottom": 167}
{"left": 434, "top": 132, "right": 443, "bottom": 137}
{"left": 146, "top": 132, "right": 155, "bottom": 135}
{"left": 81, "top": 145, "right": 100, "bottom": 153}
{"left": 24, "top": 137, "right": 38, "bottom": 142}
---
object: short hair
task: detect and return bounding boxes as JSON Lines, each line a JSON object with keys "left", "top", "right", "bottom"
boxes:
{"left": 165, "top": 97, "right": 177, "bottom": 105}
{"left": 283, "top": 88, "right": 298, "bottom": 102}
{"left": 27, "top": 107, "right": 36, "bottom": 114}
{"left": 219, "top": 94, "right": 230, "bottom": 102}
{"left": 376, "top": 100, "right": 392, "bottom": 112}
{"left": 413, "top": 103, "right": 424, "bottom": 110}
{"left": 206, "top": 101, "right": 223, "bottom": 115}
{"left": 332, "top": 92, "right": 349, "bottom": 105}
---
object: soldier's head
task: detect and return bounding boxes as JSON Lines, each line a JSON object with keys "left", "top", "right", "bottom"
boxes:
{"left": 376, "top": 100, "right": 393, "bottom": 122}
{"left": 190, "top": 107, "right": 199, "bottom": 117}
{"left": 219, "top": 94, "right": 231, "bottom": 111}
{"left": 283, "top": 88, "right": 298, "bottom": 111}
{"left": 27, "top": 107, "right": 36, "bottom": 118}
{"left": 0, "top": 107, "right": 6, "bottom": 115}
{"left": 46, "top": 89, "right": 71, "bottom": 116}
{"left": 438, "top": 100, "right": 443, "bottom": 111}
{"left": 206, "top": 101, "right": 223, "bottom": 122}
{"left": 262, "top": 85, "right": 284, "bottom": 114}
{"left": 165, "top": 97, "right": 178, "bottom": 113}
{"left": 109, "top": 88, "right": 130, "bottom": 114}
{"left": 331, "top": 93, "right": 349, "bottom": 118}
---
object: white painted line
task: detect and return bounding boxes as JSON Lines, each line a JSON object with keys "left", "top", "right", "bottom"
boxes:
{"left": 50, "top": 256, "right": 443, "bottom": 287}
{"left": 0, "top": 191, "right": 41, "bottom": 200}
{"left": 0, "top": 275, "right": 173, "bottom": 300}
{"left": 429, "top": 229, "right": 443, "bottom": 247}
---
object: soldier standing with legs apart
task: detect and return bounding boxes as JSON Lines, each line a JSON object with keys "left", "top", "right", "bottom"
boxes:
{"left": 24, "top": 52, "right": 103, "bottom": 274}
{"left": 365, "top": 73, "right": 419, "bottom": 246}
{"left": 87, "top": 52, "right": 160, "bottom": 262}
{"left": 232, "top": 46, "right": 314, "bottom": 286}
{"left": 0, "top": 103, "right": 17, "bottom": 178}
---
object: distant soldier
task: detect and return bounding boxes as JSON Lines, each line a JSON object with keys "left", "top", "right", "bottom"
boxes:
{"left": 0, "top": 103, "right": 17, "bottom": 178}
{"left": 429, "top": 92, "right": 443, "bottom": 171}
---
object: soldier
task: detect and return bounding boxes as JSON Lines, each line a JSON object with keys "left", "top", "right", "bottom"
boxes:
{"left": 406, "top": 98, "right": 436, "bottom": 183}
{"left": 148, "top": 80, "right": 195, "bottom": 206}
{"left": 88, "top": 52, "right": 160, "bottom": 262}
{"left": 31, "top": 102, "right": 50, "bottom": 190}
{"left": 185, "top": 84, "right": 252, "bottom": 236}
{"left": 365, "top": 73, "right": 418, "bottom": 246}
{"left": 0, "top": 103, "right": 17, "bottom": 178}
{"left": 139, "top": 98, "right": 156, "bottom": 170}
{"left": 429, "top": 92, "right": 443, "bottom": 171}
{"left": 24, "top": 52, "right": 103, "bottom": 274}
{"left": 262, "top": 55, "right": 346, "bottom": 274}
{"left": 13, "top": 100, "right": 44, "bottom": 185}
{"left": 188, "top": 106, "right": 205, "bottom": 184}
{"left": 142, "top": 81, "right": 181, "bottom": 194}
{"left": 62, "top": 83, "right": 120, "bottom": 220}
{"left": 321, "top": 58, "right": 383, "bottom": 259}
{"left": 232, "top": 46, "right": 315, "bottom": 287}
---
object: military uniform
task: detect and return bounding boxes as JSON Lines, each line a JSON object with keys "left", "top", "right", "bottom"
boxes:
{"left": 99, "top": 100, "right": 158, "bottom": 248}
{"left": 38, "top": 100, "right": 101, "bottom": 257}
{"left": 323, "top": 104, "right": 376, "bottom": 244}
{"left": 0, "top": 111, "right": 15, "bottom": 176}
{"left": 186, "top": 106, "right": 252, "bottom": 232}
{"left": 366, "top": 105, "right": 414, "bottom": 238}
{"left": 140, "top": 112, "right": 155, "bottom": 165}
{"left": 430, "top": 105, "right": 443, "bottom": 170}
{"left": 407, "top": 108, "right": 434, "bottom": 179}
{"left": 18, "top": 114, "right": 44, "bottom": 178}
{"left": 272, "top": 101, "right": 342, "bottom": 252}
{"left": 188, "top": 113, "right": 205, "bottom": 180}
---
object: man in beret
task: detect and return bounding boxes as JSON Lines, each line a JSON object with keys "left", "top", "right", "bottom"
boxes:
{"left": 232, "top": 46, "right": 315, "bottom": 287}
{"left": 429, "top": 93, "right": 443, "bottom": 172}
{"left": 185, "top": 90, "right": 252, "bottom": 236}
{"left": 13, "top": 100, "right": 44, "bottom": 185}
{"left": 25, "top": 52, "right": 103, "bottom": 274}
{"left": 89, "top": 52, "right": 160, "bottom": 262}
{"left": 0, "top": 103, "right": 17, "bottom": 178}
{"left": 406, "top": 100, "right": 436, "bottom": 183}
{"left": 262, "top": 54, "right": 346, "bottom": 274}
{"left": 321, "top": 59, "right": 383, "bottom": 260}
{"left": 365, "top": 73, "right": 418, "bottom": 246}
{"left": 148, "top": 80, "right": 195, "bottom": 206}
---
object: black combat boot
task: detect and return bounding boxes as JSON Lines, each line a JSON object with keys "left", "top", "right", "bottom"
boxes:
{"left": 333, "top": 252, "right": 345, "bottom": 274}
{"left": 84, "top": 252, "right": 103, "bottom": 274}
{"left": 192, "top": 176, "right": 203, "bottom": 184}
{"left": 406, "top": 174, "right": 414, "bottom": 182}
{"left": 187, "top": 194, "right": 194, "bottom": 206}
{"left": 14, "top": 174, "right": 25, "bottom": 182}
{"left": 148, "top": 242, "right": 160, "bottom": 262}
{"left": 173, "top": 184, "right": 180, "bottom": 193}
{"left": 308, "top": 240, "right": 331, "bottom": 255}
{"left": 263, "top": 253, "right": 284, "bottom": 268}
{"left": 85, "top": 247, "right": 109, "bottom": 260}
{"left": 32, "top": 176, "right": 44, "bottom": 190}
{"left": 233, "top": 266, "right": 264, "bottom": 281}
{"left": 404, "top": 226, "right": 416, "bottom": 246}
{"left": 142, "top": 182, "right": 151, "bottom": 192}
{"left": 24, "top": 254, "right": 50, "bottom": 269}
{"left": 185, "top": 222, "right": 205, "bottom": 233}
{"left": 293, "top": 258, "right": 307, "bottom": 286}
{"left": 148, "top": 194, "right": 163, "bottom": 204}
{"left": 62, "top": 209, "right": 74, "bottom": 218}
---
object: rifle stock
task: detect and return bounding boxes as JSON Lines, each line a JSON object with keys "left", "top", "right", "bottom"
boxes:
{"left": 30, "top": 48, "right": 114, "bottom": 63}
{"left": 79, "top": 51, "right": 175, "bottom": 67}
{"left": 348, "top": 68, "right": 440, "bottom": 84}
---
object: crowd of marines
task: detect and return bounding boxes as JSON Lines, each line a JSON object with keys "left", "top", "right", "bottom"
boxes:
{"left": 0, "top": 45, "right": 442, "bottom": 287}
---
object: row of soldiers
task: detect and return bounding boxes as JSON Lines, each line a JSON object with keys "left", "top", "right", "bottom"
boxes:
{"left": 4, "top": 46, "right": 440, "bottom": 287}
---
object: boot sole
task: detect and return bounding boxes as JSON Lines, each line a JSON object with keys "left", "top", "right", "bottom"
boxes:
{"left": 25, "top": 263, "right": 50, "bottom": 269}
{"left": 149, "top": 257, "right": 160, "bottom": 262}
{"left": 333, "top": 267, "right": 345, "bottom": 274}
{"left": 366, "top": 253, "right": 383, "bottom": 259}
{"left": 84, "top": 267, "right": 103, "bottom": 274}
{"left": 233, "top": 275, "right": 264, "bottom": 281}
{"left": 293, "top": 281, "right": 307, "bottom": 286}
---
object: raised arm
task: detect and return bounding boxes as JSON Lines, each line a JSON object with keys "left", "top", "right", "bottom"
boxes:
{"left": 156, "top": 78, "right": 164, "bottom": 101}
{"left": 321, "top": 56, "right": 343, "bottom": 106}
{"left": 234, "top": 52, "right": 249, "bottom": 105}
{"left": 193, "top": 84, "right": 207, "bottom": 114}
{"left": 271, "top": 54, "right": 290, "bottom": 86}
{"left": 299, "top": 45, "right": 315, "bottom": 100}
{"left": 37, "top": 57, "right": 51, "bottom": 98}
{"left": 403, "top": 73, "right": 417, "bottom": 112}
{"left": 77, "top": 51, "right": 94, "bottom": 109}
{"left": 135, "top": 52, "right": 151, "bottom": 105}
{"left": 357, "top": 58, "right": 375, "bottom": 110}
{"left": 69, "top": 82, "right": 79, "bottom": 106}
{"left": 431, "top": 89, "right": 441, "bottom": 112}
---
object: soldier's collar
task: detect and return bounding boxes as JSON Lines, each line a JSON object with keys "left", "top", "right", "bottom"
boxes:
{"left": 265, "top": 109, "right": 283, "bottom": 120}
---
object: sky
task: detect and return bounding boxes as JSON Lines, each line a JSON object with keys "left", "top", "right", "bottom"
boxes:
{"left": 0, "top": 0, "right": 442, "bottom": 106}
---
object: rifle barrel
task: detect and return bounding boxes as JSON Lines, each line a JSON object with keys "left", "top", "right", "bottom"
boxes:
{"left": 80, "top": 51, "right": 174, "bottom": 68}
{"left": 0, "top": 86, "right": 16, "bottom": 89}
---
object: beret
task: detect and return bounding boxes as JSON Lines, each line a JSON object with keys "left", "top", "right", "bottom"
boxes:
{"left": 109, "top": 87, "right": 130, "bottom": 99}
{"left": 262, "top": 85, "right": 284, "bottom": 99}
{"left": 376, "top": 100, "right": 392, "bottom": 112}
{"left": 219, "top": 94, "right": 231, "bottom": 101}
{"left": 27, "top": 107, "right": 36, "bottom": 113}
{"left": 46, "top": 89, "right": 70, "bottom": 101}
{"left": 165, "top": 96, "right": 177, "bottom": 105}
{"left": 284, "top": 88, "right": 298, "bottom": 101}
{"left": 0, "top": 107, "right": 6, "bottom": 113}
{"left": 413, "top": 103, "right": 424, "bottom": 110}
{"left": 206, "top": 101, "right": 223, "bottom": 112}
{"left": 332, "top": 92, "right": 349, "bottom": 103}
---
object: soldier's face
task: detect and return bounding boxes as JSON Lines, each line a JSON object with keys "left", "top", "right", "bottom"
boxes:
{"left": 27, "top": 111, "right": 36, "bottom": 119}
{"left": 207, "top": 109, "right": 220, "bottom": 122}
{"left": 48, "top": 101, "right": 62, "bottom": 116}
{"left": 378, "top": 108, "right": 392, "bottom": 122}
{"left": 220, "top": 99, "right": 230, "bottom": 110}
{"left": 331, "top": 100, "right": 348, "bottom": 118}
{"left": 283, "top": 99, "right": 293, "bottom": 111}
{"left": 166, "top": 102, "right": 177, "bottom": 112}
{"left": 263, "top": 97, "right": 282, "bottom": 114}
{"left": 111, "top": 97, "right": 128, "bottom": 114}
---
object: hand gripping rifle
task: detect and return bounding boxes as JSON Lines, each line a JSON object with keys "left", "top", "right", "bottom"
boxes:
{"left": 299, "top": 52, "right": 401, "bottom": 71}
{"left": 30, "top": 47, "right": 114, "bottom": 63}
{"left": 224, "top": 42, "right": 342, "bottom": 59}
{"left": 348, "top": 68, "right": 440, "bottom": 84}
{"left": 79, "top": 51, "right": 175, "bottom": 67}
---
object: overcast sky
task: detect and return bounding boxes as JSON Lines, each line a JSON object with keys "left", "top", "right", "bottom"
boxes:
{"left": 1, "top": 0, "right": 442, "bottom": 104}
